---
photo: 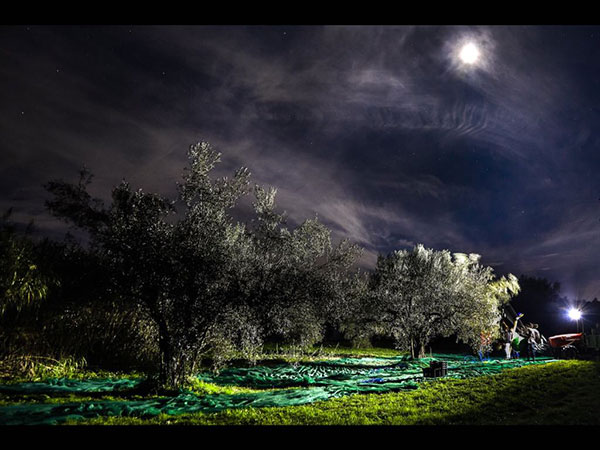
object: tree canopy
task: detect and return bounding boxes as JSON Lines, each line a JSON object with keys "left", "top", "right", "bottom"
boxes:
{"left": 44, "top": 142, "right": 363, "bottom": 387}
{"left": 38, "top": 141, "right": 522, "bottom": 387}
{"left": 363, "top": 245, "right": 519, "bottom": 358}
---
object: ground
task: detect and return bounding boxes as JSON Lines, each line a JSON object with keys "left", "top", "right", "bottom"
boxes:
{"left": 1, "top": 347, "right": 599, "bottom": 425}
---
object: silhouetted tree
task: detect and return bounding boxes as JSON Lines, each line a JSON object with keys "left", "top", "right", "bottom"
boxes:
{"left": 510, "top": 275, "right": 563, "bottom": 336}
{"left": 0, "top": 210, "right": 54, "bottom": 316}
{"left": 45, "top": 143, "right": 257, "bottom": 388}
{"left": 44, "top": 142, "right": 364, "bottom": 387}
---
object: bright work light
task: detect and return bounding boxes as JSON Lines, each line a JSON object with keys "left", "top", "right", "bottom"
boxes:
{"left": 567, "top": 308, "right": 582, "bottom": 321}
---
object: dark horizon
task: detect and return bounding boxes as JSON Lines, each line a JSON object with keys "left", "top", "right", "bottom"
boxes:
{"left": 1, "top": 25, "right": 599, "bottom": 302}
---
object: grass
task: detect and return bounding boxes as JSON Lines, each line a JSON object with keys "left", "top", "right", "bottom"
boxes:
{"left": 68, "top": 359, "right": 600, "bottom": 425}
{"left": 0, "top": 355, "right": 144, "bottom": 384}
{"left": 184, "top": 377, "right": 300, "bottom": 395}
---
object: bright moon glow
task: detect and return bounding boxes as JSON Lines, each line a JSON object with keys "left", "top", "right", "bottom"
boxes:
{"left": 568, "top": 308, "right": 582, "bottom": 321}
{"left": 459, "top": 43, "right": 480, "bottom": 65}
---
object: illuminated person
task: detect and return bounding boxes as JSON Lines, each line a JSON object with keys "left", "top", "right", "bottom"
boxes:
{"left": 502, "top": 323, "right": 512, "bottom": 359}
{"left": 525, "top": 323, "right": 541, "bottom": 361}
{"left": 510, "top": 313, "right": 524, "bottom": 359}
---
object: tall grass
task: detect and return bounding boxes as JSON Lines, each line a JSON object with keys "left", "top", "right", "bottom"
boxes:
{"left": 0, "top": 355, "right": 87, "bottom": 382}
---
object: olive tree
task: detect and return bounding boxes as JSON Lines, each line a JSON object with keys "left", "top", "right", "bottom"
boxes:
{"left": 243, "top": 185, "right": 363, "bottom": 348}
{"left": 45, "top": 141, "right": 364, "bottom": 386}
{"left": 366, "top": 245, "right": 519, "bottom": 358}
{"left": 45, "top": 142, "right": 257, "bottom": 388}
{"left": 452, "top": 254, "right": 520, "bottom": 353}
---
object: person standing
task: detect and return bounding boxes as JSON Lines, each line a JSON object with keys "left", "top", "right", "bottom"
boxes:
{"left": 512, "top": 313, "right": 525, "bottom": 359}
{"left": 503, "top": 313, "right": 523, "bottom": 359}
{"left": 526, "top": 323, "right": 541, "bottom": 361}
{"left": 502, "top": 322, "right": 512, "bottom": 359}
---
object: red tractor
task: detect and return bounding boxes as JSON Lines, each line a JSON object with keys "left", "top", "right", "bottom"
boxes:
{"left": 548, "top": 333, "right": 584, "bottom": 359}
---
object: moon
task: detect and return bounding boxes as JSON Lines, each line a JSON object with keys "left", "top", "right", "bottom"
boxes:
{"left": 459, "top": 42, "right": 480, "bottom": 65}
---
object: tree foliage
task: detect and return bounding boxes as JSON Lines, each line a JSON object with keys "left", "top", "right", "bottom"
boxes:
{"left": 364, "top": 245, "right": 519, "bottom": 358}
{"left": 510, "top": 275, "right": 564, "bottom": 336}
{"left": 44, "top": 142, "right": 363, "bottom": 387}
{"left": 45, "top": 143, "right": 256, "bottom": 387}
{"left": 0, "top": 210, "right": 54, "bottom": 316}
{"left": 245, "top": 185, "right": 363, "bottom": 348}
{"left": 39, "top": 140, "right": 523, "bottom": 384}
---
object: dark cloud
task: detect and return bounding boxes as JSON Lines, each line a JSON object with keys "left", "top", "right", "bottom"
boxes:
{"left": 1, "top": 25, "right": 599, "bottom": 300}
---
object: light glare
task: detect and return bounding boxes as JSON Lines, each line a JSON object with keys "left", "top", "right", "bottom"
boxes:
{"left": 568, "top": 308, "right": 582, "bottom": 321}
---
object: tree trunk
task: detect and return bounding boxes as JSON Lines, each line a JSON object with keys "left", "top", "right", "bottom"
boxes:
{"left": 418, "top": 342, "right": 426, "bottom": 359}
{"left": 157, "top": 320, "right": 178, "bottom": 390}
{"left": 411, "top": 336, "right": 427, "bottom": 359}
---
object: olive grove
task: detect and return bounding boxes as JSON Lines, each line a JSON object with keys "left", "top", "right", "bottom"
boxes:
{"left": 44, "top": 142, "right": 363, "bottom": 388}
{"left": 29, "top": 141, "right": 522, "bottom": 388}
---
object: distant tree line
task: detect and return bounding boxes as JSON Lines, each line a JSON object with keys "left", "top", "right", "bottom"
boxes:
{"left": 509, "top": 276, "right": 600, "bottom": 337}
{"left": 1, "top": 142, "right": 523, "bottom": 389}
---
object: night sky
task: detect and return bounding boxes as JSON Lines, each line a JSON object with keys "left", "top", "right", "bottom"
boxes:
{"left": 1, "top": 25, "right": 599, "bottom": 301}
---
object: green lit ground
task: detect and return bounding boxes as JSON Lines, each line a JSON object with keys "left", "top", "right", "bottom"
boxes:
{"left": 3, "top": 348, "right": 595, "bottom": 425}
{"left": 77, "top": 359, "right": 599, "bottom": 426}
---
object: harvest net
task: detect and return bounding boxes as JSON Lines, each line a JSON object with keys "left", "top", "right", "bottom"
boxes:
{"left": 0, "top": 354, "right": 555, "bottom": 425}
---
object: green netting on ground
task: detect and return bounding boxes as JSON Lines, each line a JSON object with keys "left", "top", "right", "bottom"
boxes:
{"left": 0, "top": 354, "right": 555, "bottom": 425}
{"left": 0, "top": 377, "right": 141, "bottom": 394}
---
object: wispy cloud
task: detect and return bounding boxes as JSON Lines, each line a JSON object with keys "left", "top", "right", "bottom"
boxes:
{"left": 1, "top": 25, "right": 599, "bottom": 300}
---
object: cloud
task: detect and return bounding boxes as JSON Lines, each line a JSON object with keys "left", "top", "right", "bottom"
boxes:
{"left": 1, "top": 26, "right": 599, "bottom": 300}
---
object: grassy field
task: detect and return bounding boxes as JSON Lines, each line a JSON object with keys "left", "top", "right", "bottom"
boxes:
{"left": 2, "top": 347, "right": 599, "bottom": 425}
